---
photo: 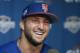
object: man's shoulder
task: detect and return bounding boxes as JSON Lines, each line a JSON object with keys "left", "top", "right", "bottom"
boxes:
{"left": 43, "top": 43, "right": 53, "bottom": 49}
{"left": 0, "top": 40, "right": 17, "bottom": 48}
{"left": 43, "top": 43, "right": 60, "bottom": 53}
{"left": 41, "top": 43, "right": 53, "bottom": 53}
{"left": 0, "top": 40, "right": 20, "bottom": 53}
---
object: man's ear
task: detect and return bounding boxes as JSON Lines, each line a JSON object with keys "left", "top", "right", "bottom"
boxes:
{"left": 20, "top": 21, "right": 24, "bottom": 31}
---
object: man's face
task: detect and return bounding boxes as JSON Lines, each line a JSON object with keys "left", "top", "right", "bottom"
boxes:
{"left": 22, "top": 15, "right": 51, "bottom": 46}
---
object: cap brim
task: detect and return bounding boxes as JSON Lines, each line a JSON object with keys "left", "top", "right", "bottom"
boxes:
{"left": 23, "top": 12, "right": 58, "bottom": 23}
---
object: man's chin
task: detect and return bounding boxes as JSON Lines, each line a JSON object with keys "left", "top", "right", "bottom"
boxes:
{"left": 30, "top": 39, "right": 44, "bottom": 46}
{"left": 31, "top": 36, "right": 47, "bottom": 46}
{"left": 24, "top": 32, "right": 45, "bottom": 46}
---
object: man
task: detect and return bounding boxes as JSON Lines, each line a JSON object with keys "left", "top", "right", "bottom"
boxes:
{"left": 0, "top": 2, "right": 58, "bottom": 53}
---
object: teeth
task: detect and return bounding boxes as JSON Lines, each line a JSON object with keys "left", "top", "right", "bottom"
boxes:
{"left": 35, "top": 31, "right": 44, "bottom": 35}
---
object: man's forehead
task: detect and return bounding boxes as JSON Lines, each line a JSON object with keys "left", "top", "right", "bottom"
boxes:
{"left": 22, "top": 14, "right": 52, "bottom": 23}
{"left": 27, "top": 15, "right": 49, "bottom": 20}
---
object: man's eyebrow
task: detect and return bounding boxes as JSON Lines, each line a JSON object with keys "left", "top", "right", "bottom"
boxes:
{"left": 29, "top": 16, "right": 40, "bottom": 20}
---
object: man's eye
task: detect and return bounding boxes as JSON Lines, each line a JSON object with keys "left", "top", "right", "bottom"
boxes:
{"left": 44, "top": 21, "right": 49, "bottom": 23}
{"left": 32, "top": 19, "right": 38, "bottom": 21}
{"left": 31, "top": 19, "right": 39, "bottom": 23}
{"left": 44, "top": 21, "right": 49, "bottom": 25}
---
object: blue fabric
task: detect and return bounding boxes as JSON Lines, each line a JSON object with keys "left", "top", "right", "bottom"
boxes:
{"left": 22, "top": 3, "right": 58, "bottom": 23}
{"left": 23, "top": 3, "right": 48, "bottom": 16}
{"left": 0, "top": 40, "right": 51, "bottom": 53}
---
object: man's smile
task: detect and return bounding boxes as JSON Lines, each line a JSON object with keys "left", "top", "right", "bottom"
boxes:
{"left": 33, "top": 30, "right": 46, "bottom": 39}
{"left": 34, "top": 31, "right": 44, "bottom": 35}
{"left": 33, "top": 29, "right": 45, "bottom": 35}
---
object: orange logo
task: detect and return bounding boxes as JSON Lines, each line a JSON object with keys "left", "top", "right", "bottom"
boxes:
{"left": 42, "top": 4, "right": 48, "bottom": 12}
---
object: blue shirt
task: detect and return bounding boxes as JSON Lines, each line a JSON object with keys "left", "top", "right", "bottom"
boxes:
{"left": 0, "top": 40, "right": 51, "bottom": 53}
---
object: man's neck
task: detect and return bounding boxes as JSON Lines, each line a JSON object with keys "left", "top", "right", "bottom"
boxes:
{"left": 17, "top": 33, "right": 43, "bottom": 53}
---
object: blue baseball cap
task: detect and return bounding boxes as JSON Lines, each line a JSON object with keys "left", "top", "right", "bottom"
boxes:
{"left": 22, "top": 2, "right": 58, "bottom": 23}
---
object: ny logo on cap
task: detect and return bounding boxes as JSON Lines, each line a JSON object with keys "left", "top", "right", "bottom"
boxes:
{"left": 42, "top": 4, "right": 48, "bottom": 12}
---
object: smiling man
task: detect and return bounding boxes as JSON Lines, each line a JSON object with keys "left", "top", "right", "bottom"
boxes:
{"left": 0, "top": 2, "right": 58, "bottom": 53}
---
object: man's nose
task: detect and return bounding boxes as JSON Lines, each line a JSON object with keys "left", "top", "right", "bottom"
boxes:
{"left": 38, "top": 22, "right": 44, "bottom": 30}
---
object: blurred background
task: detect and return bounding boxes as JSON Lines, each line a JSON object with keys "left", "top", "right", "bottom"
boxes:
{"left": 0, "top": 0, "right": 80, "bottom": 53}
